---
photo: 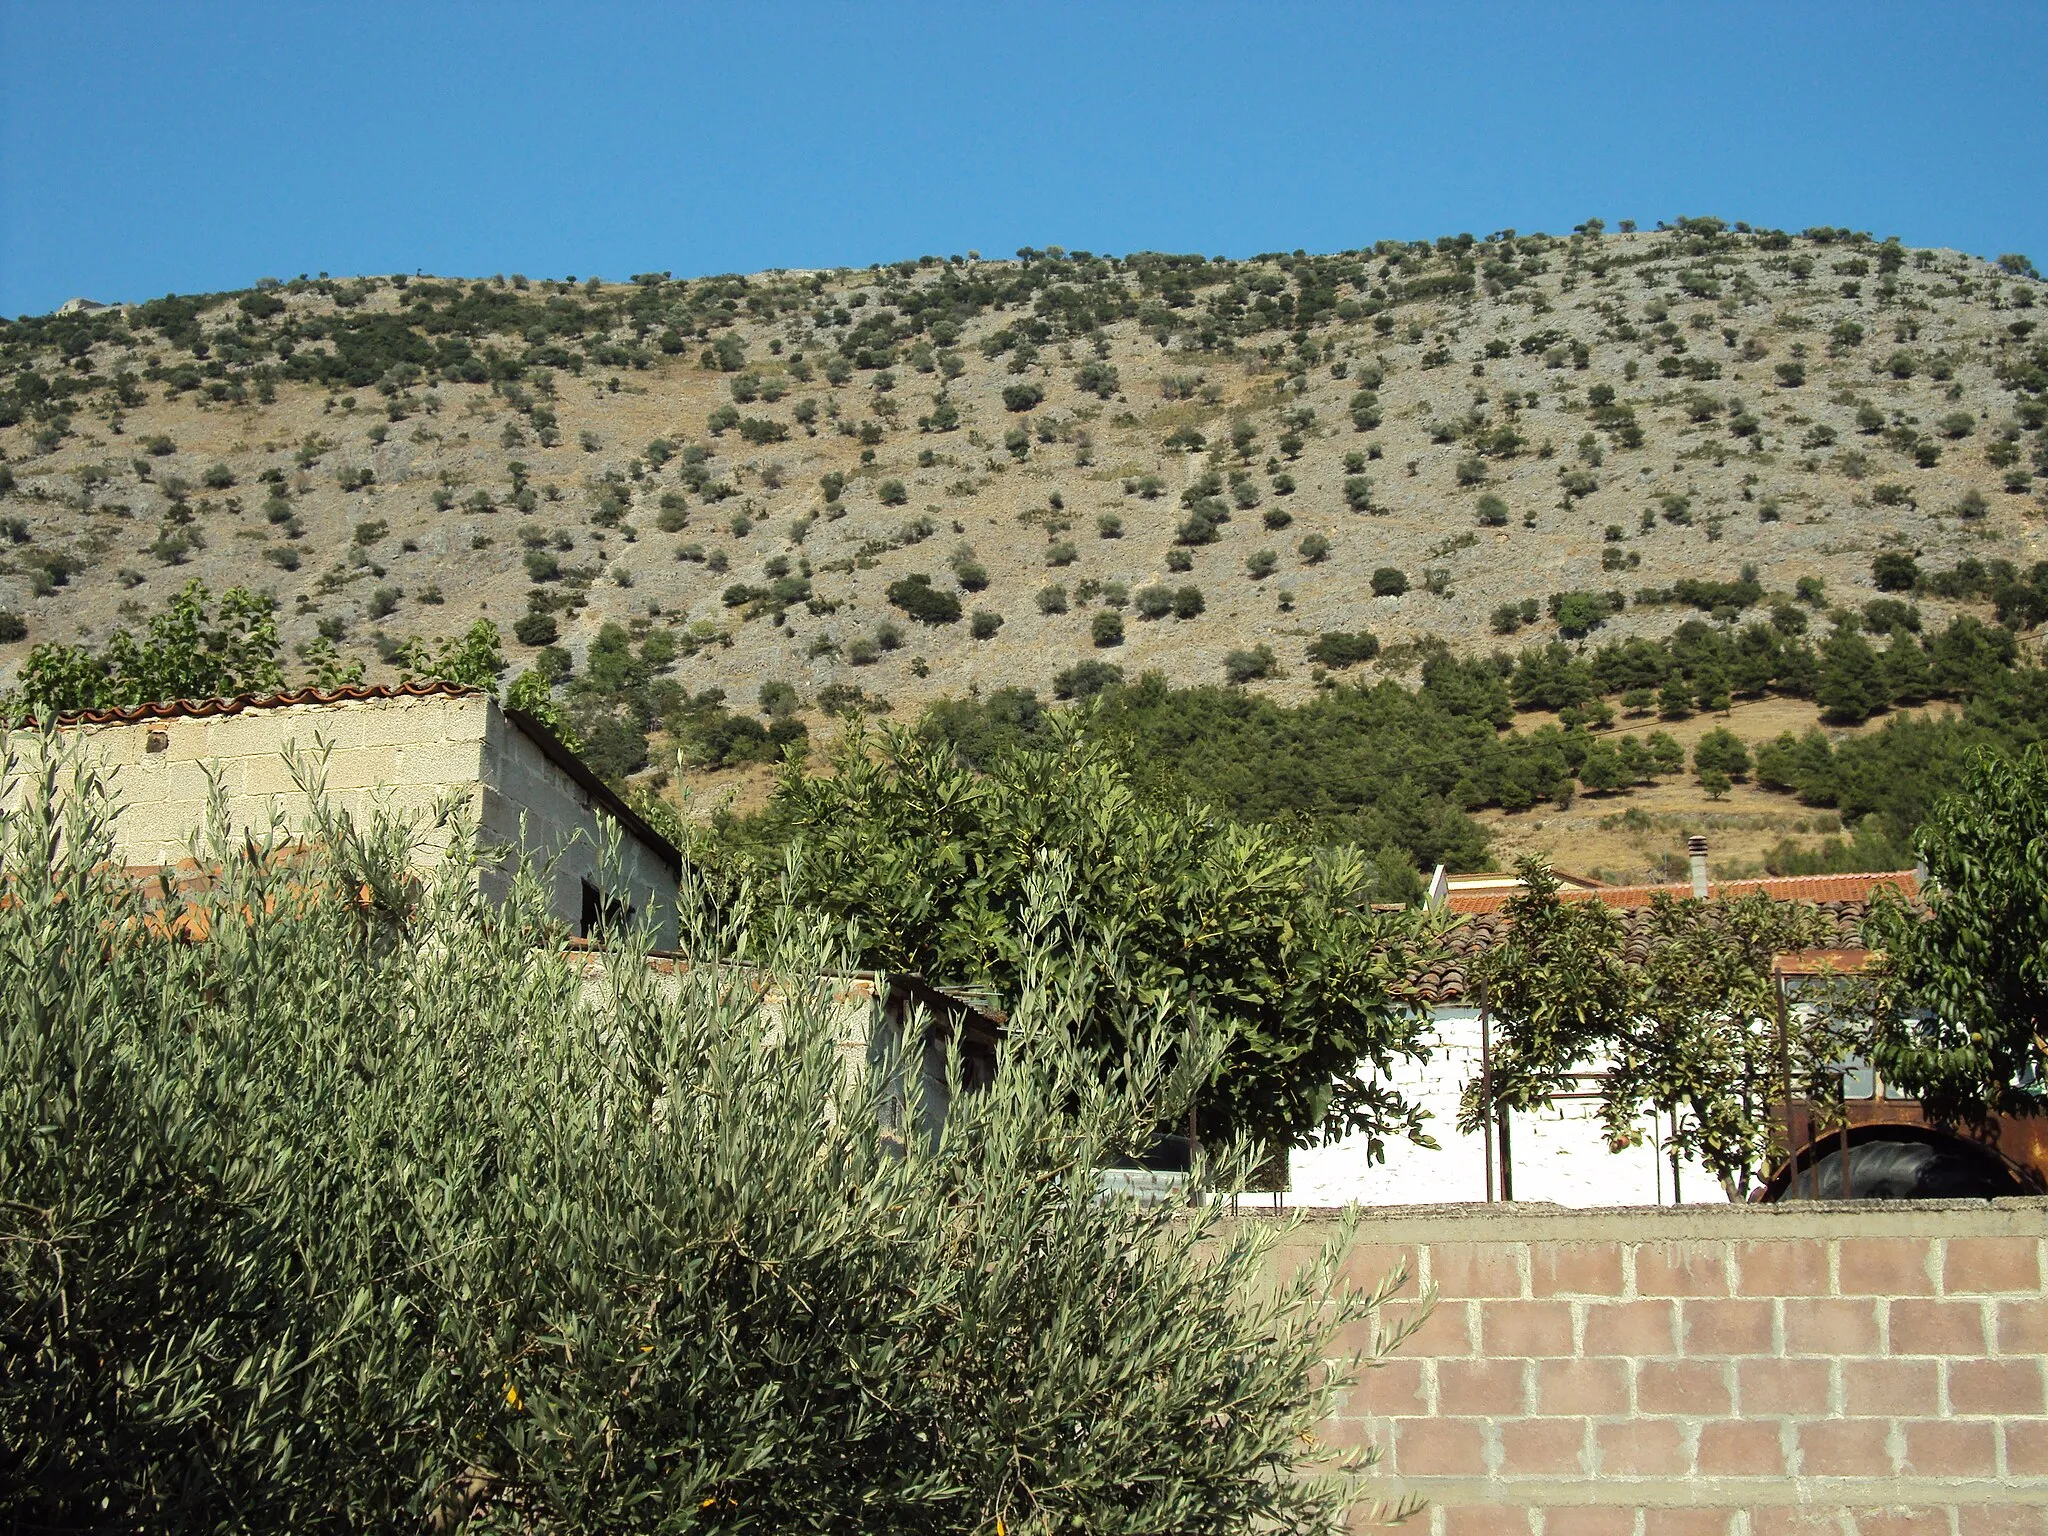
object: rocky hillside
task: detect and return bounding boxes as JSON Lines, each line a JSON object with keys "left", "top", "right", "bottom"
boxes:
{"left": 3, "top": 220, "right": 2044, "bottom": 828}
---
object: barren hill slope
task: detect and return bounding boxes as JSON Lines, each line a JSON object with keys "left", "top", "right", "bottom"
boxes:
{"left": 4, "top": 220, "right": 2044, "bottom": 876}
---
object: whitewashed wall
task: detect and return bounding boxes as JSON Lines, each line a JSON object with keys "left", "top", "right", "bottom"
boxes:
{"left": 1289, "top": 1009, "right": 1729, "bottom": 1207}
{"left": 15, "top": 694, "right": 679, "bottom": 946}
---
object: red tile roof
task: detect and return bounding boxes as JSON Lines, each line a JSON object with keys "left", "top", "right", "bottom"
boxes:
{"left": 49, "top": 679, "right": 476, "bottom": 726}
{"left": 1414, "top": 870, "right": 1920, "bottom": 1006}
{"left": 1443, "top": 870, "right": 1920, "bottom": 915}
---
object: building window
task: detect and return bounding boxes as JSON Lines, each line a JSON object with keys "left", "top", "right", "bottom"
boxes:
{"left": 579, "top": 878, "right": 633, "bottom": 939}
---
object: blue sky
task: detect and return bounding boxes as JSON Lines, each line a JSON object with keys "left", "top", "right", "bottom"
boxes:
{"left": 3, "top": 2, "right": 2044, "bottom": 316}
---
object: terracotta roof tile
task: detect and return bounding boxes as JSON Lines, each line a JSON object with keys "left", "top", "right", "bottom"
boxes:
{"left": 1413, "top": 870, "right": 1920, "bottom": 1006}
{"left": 1443, "top": 869, "right": 1919, "bottom": 915}
{"left": 49, "top": 679, "right": 476, "bottom": 727}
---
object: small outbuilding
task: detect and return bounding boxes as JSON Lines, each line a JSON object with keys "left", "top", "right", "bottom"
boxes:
{"left": 21, "top": 681, "right": 683, "bottom": 945}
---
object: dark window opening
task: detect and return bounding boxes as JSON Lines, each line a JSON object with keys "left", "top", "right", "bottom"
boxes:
{"left": 579, "top": 878, "right": 634, "bottom": 939}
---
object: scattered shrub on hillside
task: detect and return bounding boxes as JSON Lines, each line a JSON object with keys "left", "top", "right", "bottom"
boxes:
{"left": 1305, "top": 631, "right": 1380, "bottom": 669}
{"left": 886, "top": 574, "right": 962, "bottom": 625}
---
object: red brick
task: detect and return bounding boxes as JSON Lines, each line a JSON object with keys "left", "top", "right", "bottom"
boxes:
{"left": 1373, "top": 1298, "right": 1475, "bottom": 1358}
{"left": 1796, "top": 1417, "right": 1894, "bottom": 1477}
{"left": 1637, "top": 1359, "right": 1733, "bottom": 1415}
{"left": 1437, "top": 1357, "right": 1529, "bottom": 1416}
{"left": 1534, "top": 1357, "right": 1632, "bottom": 1416}
{"left": 1681, "top": 1298, "right": 1776, "bottom": 1356}
{"left": 1783, "top": 1297, "right": 1881, "bottom": 1354}
{"left": 1583, "top": 1299, "right": 1678, "bottom": 1356}
{"left": 1995, "top": 1298, "right": 2048, "bottom": 1355}
{"left": 1745, "top": 1509, "right": 1851, "bottom": 1536}
{"left": 1838, "top": 1236, "right": 1938, "bottom": 1296}
{"left": 1348, "top": 1358, "right": 1427, "bottom": 1416}
{"left": 1315, "top": 1411, "right": 1384, "bottom": 1453}
{"left": 1636, "top": 1239, "right": 1731, "bottom": 1297}
{"left": 1431, "top": 1242, "right": 1526, "bottom": 1298}
{"left": 1948, "top": 1356, "right": 2045, "bottom": 1415}
{"left": 1902, "top": 1417, "right": 1999, "bottom": 1477}
{"left": 1738, "top": 1357, "right": 1833, "bottom": 1415}
{"left": 1641, "top": 1512, "right": 1737, "bottom": 1536}
{"left": 1842, "top": 1357, "right": 1940, "bottom": 1418}
{"left": 1889, "top": 1298, "right": 1988, "bottom": 1356}
{"left": 1539, "top": 1512, "right": 1638, "bottom": 1536}
{"left": 1392, "top": 1416, "right": 1489, "bottom": 1476}
{"left": 1339, "top": 1242, "right": 1421, "bottom": 1298}
{"left": 1696, "top": 1417, "right": 1788, "bottom": 1476}
{"left": 1497, "top": 1416, "right": 1588, "bottom": 1476}
{"left": 1481, "top": 1299, "right": 1577, "bottom": 1357}
{"left": 2008, "top": 1418, "right": 2048, "bottom": 1476}
{"left": 1945, "top": 1236, "right": 2043, "bottom": 1294}
{"left": 1955, "top": 1507, "right": 2048, "bottom": 1536}
{"left": 1596, "top": 1417, "right": 1691, "bottom": 1475}
{"left": 1735, "top": 1238, "right": 1831, "bottom": 1297}
{"left": 1531, "top": 1241, "right": 1625, "bottom": 1297}
{"left": 1440, "top": 1509, "right": 1533, "bottom": 1536}
{"left": 1857, "top": 1512, "right": 1960, "bottom": 1536}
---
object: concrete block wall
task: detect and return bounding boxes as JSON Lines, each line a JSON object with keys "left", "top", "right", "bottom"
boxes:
{"left": 30, "top": 694, "right": 492, "bottom": 867}
{"left": 478, "top": 704, "right": 678, "bottom": 946}
{"left": 1263, "top": 1201, "right": 2048, "bottom": 1532}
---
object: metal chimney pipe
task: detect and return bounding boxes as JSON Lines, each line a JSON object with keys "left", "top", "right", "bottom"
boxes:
{"left": 1688, "top": 835, "right": 1710, "bottom": 899}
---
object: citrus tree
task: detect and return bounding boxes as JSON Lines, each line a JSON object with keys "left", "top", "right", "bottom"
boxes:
{"left": 744, "top": 719, "right": 1447, "bottom": 1157}
{"left": 1866, "top": 743, "right": 2048, "bottom": 1123}
{"left": 1465, "top": 857, "right": 1841, "bottom": 1197}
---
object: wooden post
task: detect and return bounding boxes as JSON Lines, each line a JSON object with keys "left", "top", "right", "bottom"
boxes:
{"left": 1669, "top": 1108, "right": 1683, "bottom": 1205}
{"left": 1498, "top": 1103, "right": 1514, "bottom": 1202}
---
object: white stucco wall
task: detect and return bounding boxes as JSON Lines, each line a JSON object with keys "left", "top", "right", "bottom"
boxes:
{"left": 1289, "top": 1009, "right": 1730, "bottom": 1207}
{"left": 13, "top": 693, "right": 679, "bottom": 946}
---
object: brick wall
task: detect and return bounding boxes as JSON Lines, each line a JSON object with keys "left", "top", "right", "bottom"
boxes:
{"left": 1265, "top": 1200, "right": 2048, "bottom": 1533}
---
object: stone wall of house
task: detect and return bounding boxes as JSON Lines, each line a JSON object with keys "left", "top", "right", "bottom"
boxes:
{"left": 17, "top": 694, "right": 678, "bottom": 944}
{"left": 1255, "top": 1199, "right": 2048, "bottom": 1532}
{"left": 1289, "top": 1010, "right": 1728, "bottom": 1209}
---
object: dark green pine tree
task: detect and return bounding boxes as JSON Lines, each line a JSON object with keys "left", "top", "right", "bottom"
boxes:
{"left": 1816, "top": 625, "right": 1884, "bottom": 724}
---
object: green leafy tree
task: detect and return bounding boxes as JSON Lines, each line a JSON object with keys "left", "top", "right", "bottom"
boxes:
{"left": 1866, "top": 745, "right": 2048, "bottom": 1122}
{"left": 747, "top": 722, "right": 1445, "bottom": 1153}
{"left": 886, "top": 574, "right": 962, "bottom": 625}
{"left": 1602, "top": 892, "right": 1836, "bottom": 1195}
{"left": 1461, "top": 861, "right": 1635, "bottom": 1131}
{"left": 393, "top": 620, "right": 507, "bottom": 691}
{"left": 11, "top": 580, "right": 284, "bottom": 716}
{"left": 1466, "top": 859, "right": 1837, "bottom": 1197}
{"left": 0, "top": 762, "right": 1407, "bottom": 1533}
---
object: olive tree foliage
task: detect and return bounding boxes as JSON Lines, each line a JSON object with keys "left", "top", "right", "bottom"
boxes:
{"left": 744, "top": 718, "right": 1447, "bottom": 1156}
{"left": 0, "top": 738, "right": 1409, "bottom": 1535}
{"left": 1866, "top": 744, "right": 2048, "bottom": 1124}
{"left": 1462, "top": 859, "right": 1840, "bottom": 1198}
